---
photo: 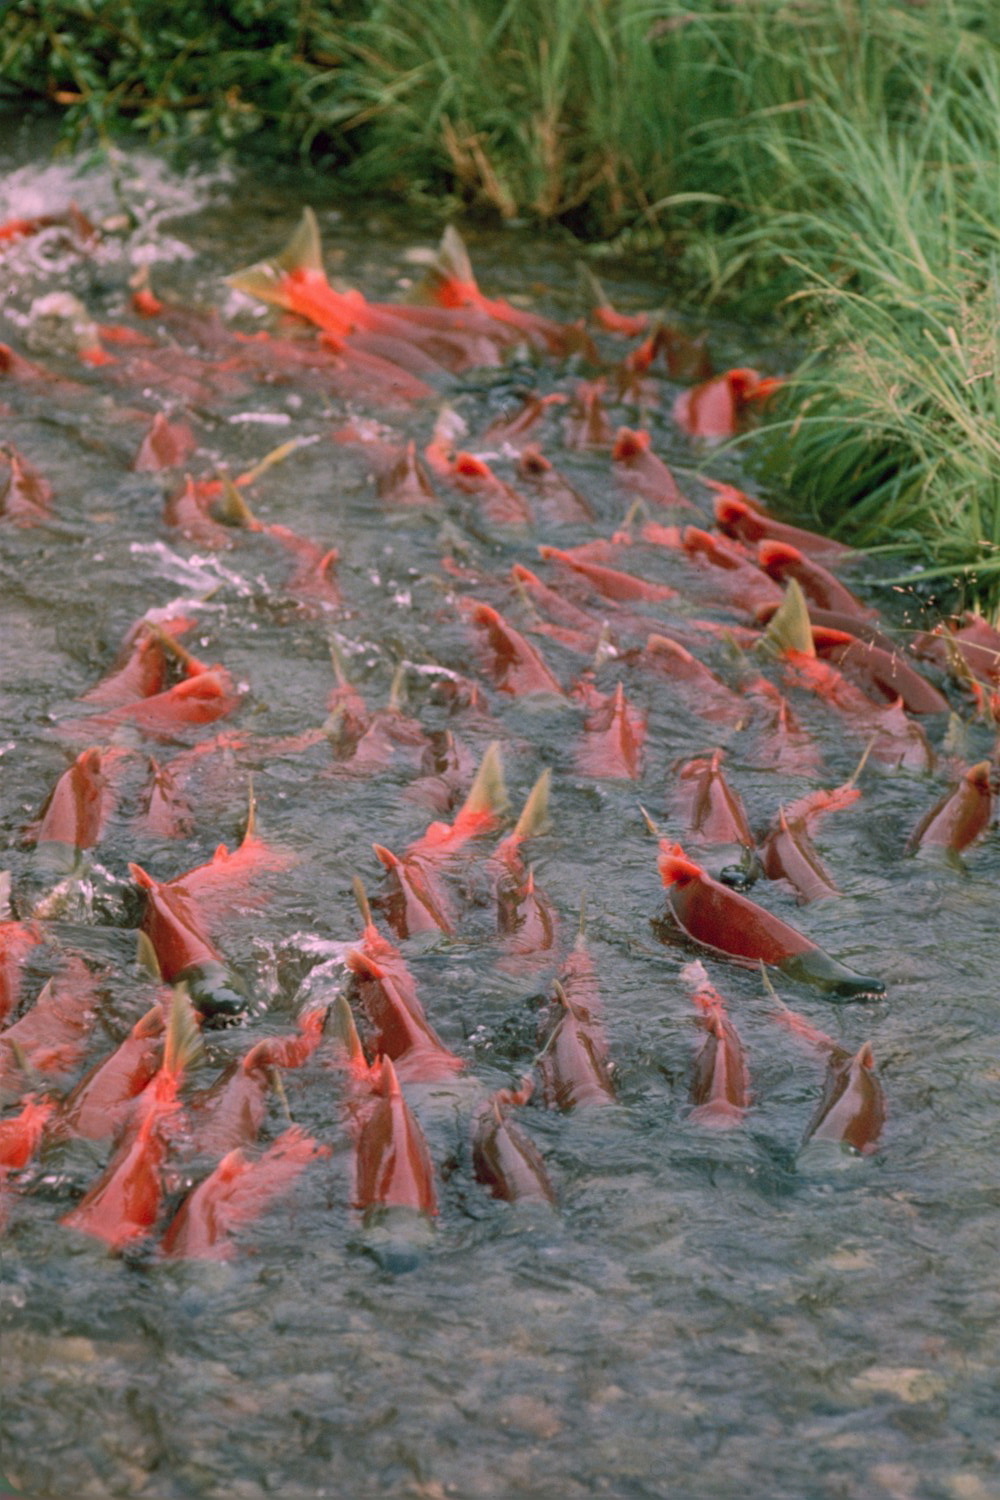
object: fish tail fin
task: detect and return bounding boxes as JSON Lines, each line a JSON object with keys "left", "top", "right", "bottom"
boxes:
{"left": 419, "top": 225, "right": 478, "bottom": 306}
{"left": 378, "top": 1053, "right": 402, "bottom": 1097}
{"left": 458, "top": 741, "right": 508, "bottom": 826}
{"left": 236, "top": 434, "right": 315, "bottom": 488}
{"left": 577, "top": 260, "right": 609, "bottom": 310}
{"left": 136, "top": 929, "right": 162, "bottom": 980}
{"left": 226, "top": 208, "right": 324, "bottom": 308}
{"left": 331, "top": 995, "right": 370, "bottom": 1079}
{"left": 638, "top": 804, "right": 661, "bottom": 837}
{"left": 592, "top": 622, "right": 616, "bottom": 670}
{"left": 352, "top": 875, "right": 374, "bottom": 931}
{"left": 273, "top": 208, "right": 324, "bottom": 275}
{"left": 372, "top": 842, "right": 399, "bottom": 871}
{"left": 388, "top": 662, "right": 408, "bottom": 713}
{"left": 241, "top": 777, "right": 257, "bottom": 846}
{"left": 212, "top": 471, "right": 260, "bottom": 529}
{"left": 512, "top": 768, "right": 551, "bottom": 843}
{"left": 327, "top": 636, "right": 351, "bottom": 690}
{"left": 847, "top": 735, "right": 877, "bottom": 789}
{"left": 140, "top": 988, "right": 202, "bottom": 1121}
{"left": 756, "top": 579, "right": 814, "bottom": 659}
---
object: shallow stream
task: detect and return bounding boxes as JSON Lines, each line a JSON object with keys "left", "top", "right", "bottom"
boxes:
{"left": 1, "top": 107, "right": 999, "bottom": 1500}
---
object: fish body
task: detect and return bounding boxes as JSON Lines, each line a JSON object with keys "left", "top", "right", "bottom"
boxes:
{"left": 658, "top": 843, "right": 884, "bottom": 998}
{"left": 756, "top": 539, "right": 874, "bottom": 621}
{"left": 515, "top": 447, "right": 593, "bottom": 524}
{"left": 0, "top": 922, "right": 43, "bottom": 1027}
{"left": 684, "top": 973, "right": 750, "bottom": 1128}
{"left": 265, "top": 523, "right": 340, "bottom": 612}
{"left": 497, "top": 868, "right": 558, "bottom": 969}
{"left": 0, "top": 1095, "right": 55, "bottom": 1170}
{"left": 804, "top": 1042, "right": 885, "bottom": 1154}
{"left": 61, "top": 1088, "right": 174, "bottom": 1247}
{"left": 460, "top": 599, "right": 564, "bottom": 696}
{"left": 472, "top": 1080, "right": 555, "bottom": 1204}
{"left": 376, "top": 441, "right": 439, "bottom": 507}
{"left": 912, "top": 614, "right": 1000, "bottom": 687}
{"left": 811, "top": 628, "right": 949, "bottom": 716}
{"left": 574, "top": 679, "right": 646, "bottom": 779}
{"left": 129, "top": 864, "right": 246, "bottom": 1021}
{"left": 0, "top": 956, "right": 99, "bottom": 1092}
{"left": 420, "top": 225, "right": 591, "bottom": 358}
{"left": 160, "top": 1127, "right": 329, "bottom": 1259}
{"left": 612, "top": 427, "right": 690, "bottom": 509}
{"left": 347, "top": 937, "right": 463, "bottom": 1081}
{"left": 539, "top": 543, "right": 676, "bottom": 606}
{"left": 538, "top": 984, "right": 615, "bottom": 1110}
{"left": 133, "top": 412, "right": 196, "bottom": 471}
{"left": 482, "top": 392, "right": 567, "bottom": 450}
{"left": 53, "top": 1006, "right": 164, "bottom": 1141}
{"left": 671, "top": 750, "right": 753, "bottom": 848}
{"left": 680, "top": 527, "right": 783, "bottom": 617}
{"left": 372, "top": 844, "right": 455, "bottom": 938}
{"left": 445, "top": 451, "right": 533, "bottom": 528}
{"left": 744, "top": 677, "right": 822, "bottom": 776}
{"left": 30, "top": 747, "right": 123, "bottom": 857}
{"left": 511, "top": 562, "right": 606, "bottom": 643}
{"left": 1, "top": 447, "right": 53, "bottom": 525}
{"left": 81, "top": 616, "right": 197, "bottom": 708}
{"left": 129, "top": 863, "right": 221, "bottom": 981}
{"left": 562, "top": 381, "right": 612, "bottom": 448}
{"left": 138, "top": 757, "right": 193, "bottom": 838}
{"left": 352, "top": 1057, "right": 438, "bottom": 1217}
{"left": 905, "top": 761, "right": 994, "bottom": 854}
{"left": 712, "top": 486, "right": 854, "bottom": 563}
{"left": 760, "top": 810, "right": 841, "bottom": 903}
{"left": 642, "top": 634, "right": 746, "bottom": 726}
{"left": 673, "top": 368, "right": 781, "bottom": 438}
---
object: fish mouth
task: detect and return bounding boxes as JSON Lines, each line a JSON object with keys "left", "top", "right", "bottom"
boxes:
{"left": 779, "top": 951, "right": 886, "bottom": 1001}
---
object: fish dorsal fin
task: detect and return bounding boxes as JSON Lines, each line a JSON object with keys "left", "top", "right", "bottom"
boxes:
{"left": 512, "top": 768, "right": 551, "bottom": 842}
{"left": 460, "top": 741, "right": 508, "bottom": 822}
{"left": 756, "top": 578, "right": 814, "bottom": 659}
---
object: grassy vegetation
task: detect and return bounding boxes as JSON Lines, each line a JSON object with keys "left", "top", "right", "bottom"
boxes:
{"left": 4, "top": 0, "right": 1000, "bottom": 611}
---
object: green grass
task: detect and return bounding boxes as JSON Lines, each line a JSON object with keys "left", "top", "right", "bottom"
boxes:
{"left": 5, "top": 0, "right": 1000, "bottom": 612}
